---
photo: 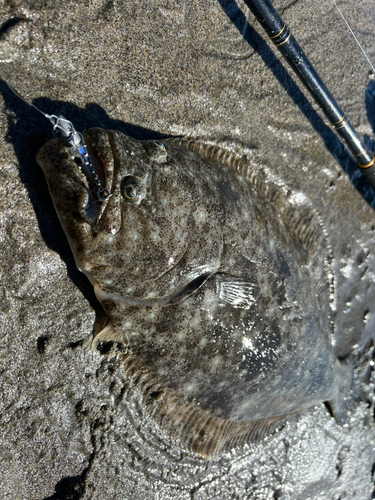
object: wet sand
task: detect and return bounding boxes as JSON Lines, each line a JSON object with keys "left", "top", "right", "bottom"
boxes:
{"left": 0, "top": 0, "right": 375, "bottom": 498}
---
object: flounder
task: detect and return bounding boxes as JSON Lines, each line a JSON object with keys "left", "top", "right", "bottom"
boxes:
{"left": 36, "top": 129, "right": 349, "bottom": 457}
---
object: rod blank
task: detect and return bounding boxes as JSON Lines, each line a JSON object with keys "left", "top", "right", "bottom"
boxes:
{"left": 243, "top": 0, "right": 375, "bottom": 188}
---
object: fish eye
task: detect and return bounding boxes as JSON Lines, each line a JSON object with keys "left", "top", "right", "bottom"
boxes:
{"left": 121, "top": 176, "right": 142, "bottom": 203}
{"left": 124, "top": 185, "right": 136, "bottom": 199}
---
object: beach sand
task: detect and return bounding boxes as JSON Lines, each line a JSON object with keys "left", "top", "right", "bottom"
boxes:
{"left": 0, "top": 0, "right": 375, "bottom": 498}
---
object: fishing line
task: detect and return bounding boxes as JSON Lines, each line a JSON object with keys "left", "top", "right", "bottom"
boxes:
{"left": 242, "top": 0, "right": 375, "bottom": 188}
{"left": 3, "top": 77, "right": 110, "bottom": 201}
{"left": 3, "top": 77, "right": 52, "bottom": 120}
{"left": 330, "top": 0, "right": 375, "bottom": 75}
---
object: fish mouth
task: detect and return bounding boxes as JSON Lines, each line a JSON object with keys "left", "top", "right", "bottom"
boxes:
{"left": 79, "top": 132, "right": 115, "bottom": 225}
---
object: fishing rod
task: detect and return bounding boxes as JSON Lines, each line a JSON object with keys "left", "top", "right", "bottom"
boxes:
{"left": 242, "top": 0, "right": 375, "bottom": 189}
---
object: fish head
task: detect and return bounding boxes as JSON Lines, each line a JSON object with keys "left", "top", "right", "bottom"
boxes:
{"left": 36, "top": 129, "right": 224, "bottom": 299}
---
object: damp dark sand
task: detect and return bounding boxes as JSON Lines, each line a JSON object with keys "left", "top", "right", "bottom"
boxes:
{"left": 0, "top": 1, "right": 375, "bottom": 498}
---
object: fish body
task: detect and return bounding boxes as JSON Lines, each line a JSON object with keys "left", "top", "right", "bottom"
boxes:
{"left": 37, "top": 129, "right": 349, "bottom": 456}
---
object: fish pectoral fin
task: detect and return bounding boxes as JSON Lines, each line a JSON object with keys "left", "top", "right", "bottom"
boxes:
{"left": 92, "top": 323, "right": 124, "bottom": 350}
{"left": 215, "top": 273, "right": 257, "bottom": 309}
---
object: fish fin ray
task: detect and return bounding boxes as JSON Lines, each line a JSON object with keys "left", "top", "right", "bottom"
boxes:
{"left": 92, "top": 323, "right": 124, "bottom": 350}
{"left": 215, "top": 274, "right": 256, "bottom": 309}
{"left": 151, "top": 384, "right": 297, "bottom": 457}
{"left": 120, "top": 352, "right": 297, "bottom": 457}
{"left": 166, "top": 137, "right": 245, "bottom": 171}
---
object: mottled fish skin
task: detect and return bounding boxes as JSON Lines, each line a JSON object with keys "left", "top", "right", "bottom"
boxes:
{"left": 36, "top": 129, "right": 350, "bottom": 457}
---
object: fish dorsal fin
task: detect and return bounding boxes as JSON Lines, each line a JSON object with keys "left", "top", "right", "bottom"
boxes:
{"left": 169, "top": 138, "right": 246, "bottom": 172}
{"left": 92, "top": 323, "right": 125, "bottom": 350}
{"left": 170, "top": 138, "right": 335, "bottom": 340}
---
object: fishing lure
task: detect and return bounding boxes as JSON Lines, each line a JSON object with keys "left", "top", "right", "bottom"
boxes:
{"left": 46, "top": 114, "right": 110, "bottom": 202}
{"left": 7, "top": 83, "right": 110, "bottom": 202}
